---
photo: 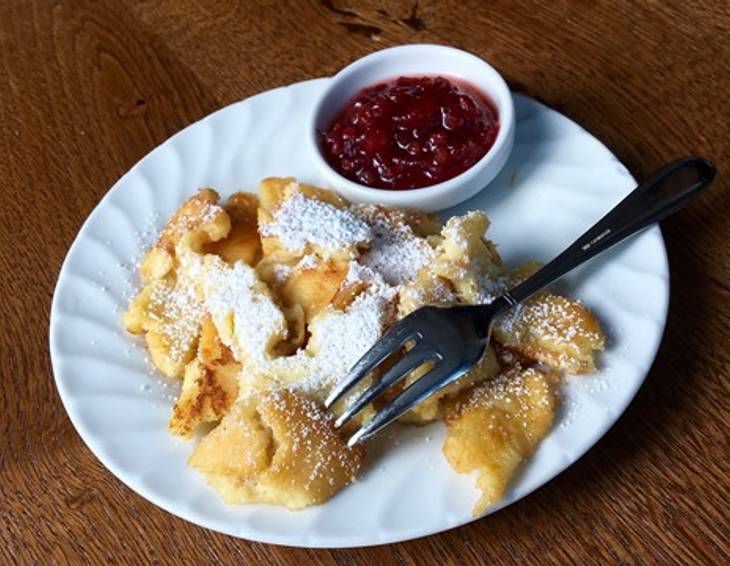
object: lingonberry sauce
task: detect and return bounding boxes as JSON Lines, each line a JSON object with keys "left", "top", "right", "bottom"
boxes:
{"left": 320, "top": 76, "right": 499, "bottom": 190}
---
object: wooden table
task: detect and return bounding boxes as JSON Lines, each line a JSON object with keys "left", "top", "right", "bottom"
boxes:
{"left": 1, "top": 1, "right": 728, "bottom": 563}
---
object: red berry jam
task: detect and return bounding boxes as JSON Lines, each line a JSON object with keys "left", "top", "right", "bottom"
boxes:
{"left": 320, "top": 76, "right": 499, "bottom": 190}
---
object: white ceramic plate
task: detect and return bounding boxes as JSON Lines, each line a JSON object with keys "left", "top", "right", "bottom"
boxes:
{"left": 50, "top": 79, "right": 669, "bottom": 547}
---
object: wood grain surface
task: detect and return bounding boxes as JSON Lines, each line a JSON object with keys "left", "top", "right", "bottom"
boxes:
{"left": 1, "top": 1, "right": 728, "bottom": 563}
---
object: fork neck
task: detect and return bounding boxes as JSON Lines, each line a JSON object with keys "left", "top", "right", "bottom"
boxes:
{"left": 476, "top": 294, "right": 516, "bottom": 337}
{"left": 494, "top": 158, "right": 714, "bottom": 307}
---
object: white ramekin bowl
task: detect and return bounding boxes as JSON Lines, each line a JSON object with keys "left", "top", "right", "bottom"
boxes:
{"left": 306, "top": 44, "right": 515, "bottom": 212}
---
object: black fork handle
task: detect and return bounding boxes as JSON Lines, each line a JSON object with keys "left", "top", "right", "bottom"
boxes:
{"left": 495, "top": 156, "right": 716, "bottom": 311}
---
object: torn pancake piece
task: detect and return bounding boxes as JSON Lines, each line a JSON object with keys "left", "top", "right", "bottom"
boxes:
{"left": 443, "top": 367, "right": 557, "bottom": 516}
{"left": 189, "top": 389, "right": 364, "bottom": 509}
{"left": 168, "top": 316, "right": 241, "bottom": 438}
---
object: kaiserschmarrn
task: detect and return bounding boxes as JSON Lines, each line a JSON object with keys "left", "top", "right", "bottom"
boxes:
{"left": 123, "top": 178, "right": 605, "bottom": 513}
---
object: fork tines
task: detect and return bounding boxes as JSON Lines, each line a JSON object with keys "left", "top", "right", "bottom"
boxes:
{"left": 325, "top": 313, "right": 473, "bottom": 447}
{"left": 325, "top": 321, "right": 418, "bottom": 409}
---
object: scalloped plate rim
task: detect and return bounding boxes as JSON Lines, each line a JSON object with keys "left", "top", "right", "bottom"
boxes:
{"left": 49, "top": 78, "right": 670, "bottom": 547}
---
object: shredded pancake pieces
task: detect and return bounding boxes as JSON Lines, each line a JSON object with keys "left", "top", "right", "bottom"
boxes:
{"left": 123, "top": 177, "right": 605, "bottom": 512}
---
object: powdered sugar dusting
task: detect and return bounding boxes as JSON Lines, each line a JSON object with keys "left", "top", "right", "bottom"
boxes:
{"left": 260, "top": 190, "right": 372, "bottom": 255}
{"left": 359, "top": 209, "right": 435, "bottom": 286}
{"left": 261, "top": 390, "right": 361, "bottom": 486}
{"left": 202, "top": 259, "right": 287, "bottom": 361}
{"left": 461, "top": 369, "right": 552, "bottom": 415}
{"left": 300, "top": 284, "right": 397, "bottom": 392}
{"left": 398, "top": 271, "right": 456, "bottom": 316}
{"left": 497, "top": 297, "right": 602, "bottom": 345}
{"left": 296, "top": 254, "right": 318, "bottom": 270}
{"left": 441, "top": 210, "right": 483, "bottom": 251}
{"left": 271, "top": 263, "right": 293, "bottom": 284}
{"left": 344, "top": 260, "right": 387, "bottom": 287}
{"left": 158, "top": 225, "right": 399, "bottom": 399}
{"left": 165, "top": 200, "right": 225, "bottom": 242}
{"left": 147, "top": 281, "right": 203, "bottom": 364}
{"left": 475, "top": 273, "right": 510, "bottom": 304}
{"left": 121, "top": 212, "right": 164, "bottom": 303}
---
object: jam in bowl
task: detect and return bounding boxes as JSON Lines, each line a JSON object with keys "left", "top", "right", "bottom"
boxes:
{"left": 320, "top": 76, "right": 500, "bottom": 190}
{"left": 307, "top": 44, "right": 515, "bottom": 211}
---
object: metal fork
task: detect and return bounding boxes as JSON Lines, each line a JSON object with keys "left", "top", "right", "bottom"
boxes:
{"left": 326, "top": 156, "right": 716, "bottom": 446}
